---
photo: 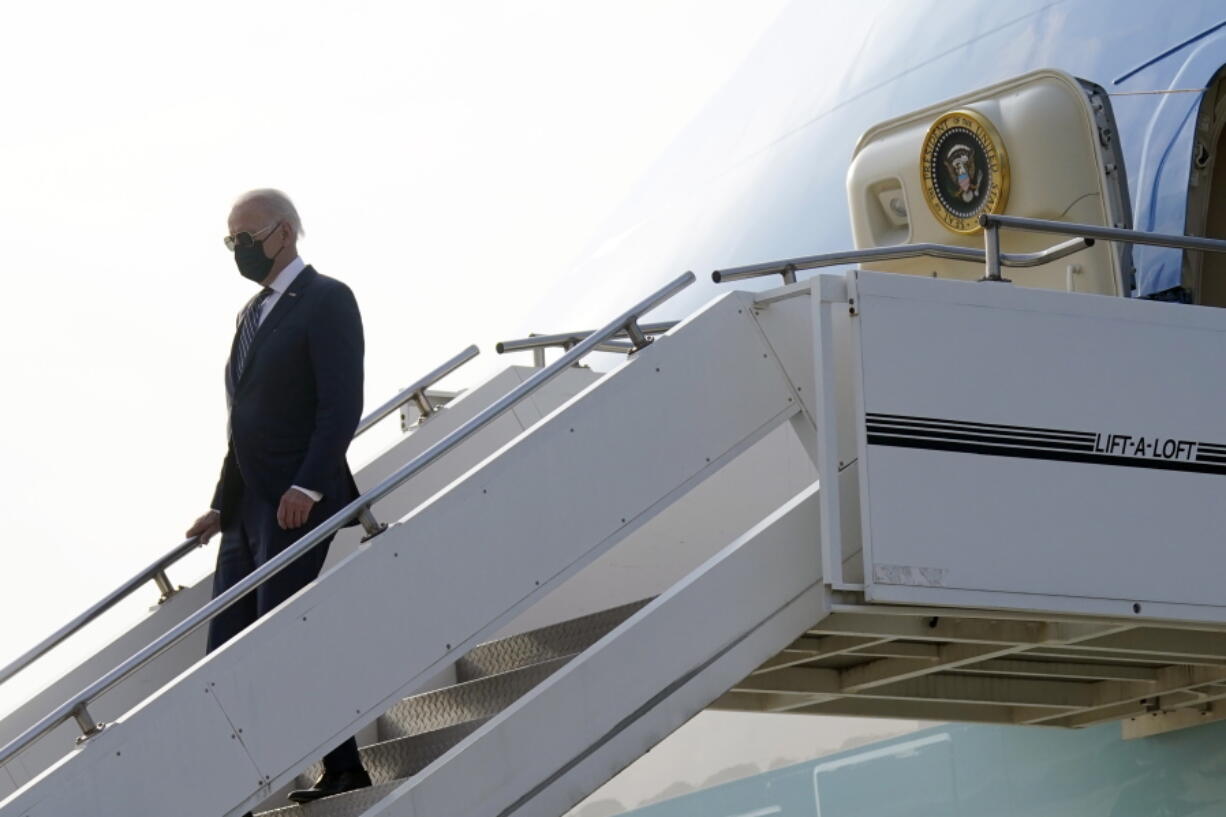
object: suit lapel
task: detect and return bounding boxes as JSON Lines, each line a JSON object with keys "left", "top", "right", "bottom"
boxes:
{"left": 236, "top": 266, "right": 318, "bottom": 389}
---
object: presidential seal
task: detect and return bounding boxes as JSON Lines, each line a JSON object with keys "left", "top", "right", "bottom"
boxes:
{"left": 920, "top": 109, "right": 1009, "bottom": 234}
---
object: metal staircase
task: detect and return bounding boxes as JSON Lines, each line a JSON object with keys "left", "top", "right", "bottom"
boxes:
{"left": 7, "top": 216, "right": 1226, "bottom": 817}
{"left": 255, "top": 601, "right": 649, "bottom": 817}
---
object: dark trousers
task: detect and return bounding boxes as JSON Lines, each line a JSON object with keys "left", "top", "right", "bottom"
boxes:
{"left": 206, "top": 491, "right": 363, "bottom": 775}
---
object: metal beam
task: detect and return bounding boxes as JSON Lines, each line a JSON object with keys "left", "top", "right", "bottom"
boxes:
{"left": 1069, "top": 629, "right": 1226, "bottom": 661}
{"left": 811, "top": 613, "right": 1052, "bottom": 644}
{"left": 752, "top": 636, "right": 888, "bottom": 674}
{"left": 1022, "top": 646, "right": 1226, "bottom": 667}
{"left": 1122, "top": 702, "right": 1226, "bottom": 739}
{"left": 791, "top": 697, "right": 1019, "bottom": 725}
{"left": 1015, "top": 664, "right": 1226, "bottom": 725}
{"left": 840, "top": 643, "right": 1015, "bottom": 692}
{"left": 954, "top": 659, "right": 1161, "bottom": 683}
{"left": 861, "top": 674, "right": 1094, "bottom": 709}
{"left": 848, "top": 642, "right": 941, "bottom": 660}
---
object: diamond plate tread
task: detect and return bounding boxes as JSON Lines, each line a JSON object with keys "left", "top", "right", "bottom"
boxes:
{"left": 255, "top": 780, "right": 400, "bottom": 817}
{"left": 257, "top": 602, "right": 653, "bottom": 816}
{"left": 378, "top": 656, "right": 570, "bottom": 740}
{"left": 294, "top": 718, "right": 487, "bottom": 789}
{"left": 455, "top": 598, "right": 652, "bottom": 681}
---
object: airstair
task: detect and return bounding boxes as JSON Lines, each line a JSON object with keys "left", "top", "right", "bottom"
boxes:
{"left": 8, "top": 68, "right": 1226, "bottom": 815}
{"left": 6, "top": 212, "right": 1226, "bottom": 817}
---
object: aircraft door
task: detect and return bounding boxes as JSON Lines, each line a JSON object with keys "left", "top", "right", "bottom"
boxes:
{"left": 846, "top": 70, "right": 1134, "bottom": 296}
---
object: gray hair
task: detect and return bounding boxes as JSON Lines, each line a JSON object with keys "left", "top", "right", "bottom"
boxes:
{"left": 232, "top": 188, "right": 304, "bottom": 238}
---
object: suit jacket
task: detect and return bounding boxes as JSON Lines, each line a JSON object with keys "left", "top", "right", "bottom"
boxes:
{"left": 211, "top": 266, "right": 364, "bottom": 525}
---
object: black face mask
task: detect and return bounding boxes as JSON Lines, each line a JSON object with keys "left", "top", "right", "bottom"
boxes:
{"left": 234, "top": 239, "right": 276, "bottom": 283}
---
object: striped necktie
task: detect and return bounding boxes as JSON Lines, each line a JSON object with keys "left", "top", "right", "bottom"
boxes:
{"left": 229, "top": 288, "right": 273, "bottom": 391}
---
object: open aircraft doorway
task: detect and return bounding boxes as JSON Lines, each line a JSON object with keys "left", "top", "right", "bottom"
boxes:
{"left": 1186, "top": 64, "right": 1226, "bottom": 307}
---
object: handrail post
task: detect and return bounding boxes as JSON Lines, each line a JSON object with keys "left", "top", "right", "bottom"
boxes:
{"left": 410, "top": 390, "right": 434, "bottom": 419}
{"left": 152, "top": 569, "right": 179, "bottom": 604}
{"left": 561, "top": 339, "right": 582, "bottom": 368}
{"left": 980, "top": 222, "right": 1009, "bottom": 283}
{"left": 357, "top": 506, "right": 387, "bottom": 542}
{"left": 71, "top": 702, "right": 105, "bottom": 744}
{"left": 623, "top": 319, "right": 653, "bottom": 352}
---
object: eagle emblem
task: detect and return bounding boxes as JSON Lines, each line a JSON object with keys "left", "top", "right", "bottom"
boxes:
{"left": 920, "top": 110, "right": 1009, "bottom": 234}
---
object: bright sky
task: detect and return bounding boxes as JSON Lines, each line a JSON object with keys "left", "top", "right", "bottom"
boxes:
{"left": 0, "top": 0, "right": 920, "bottom": 808}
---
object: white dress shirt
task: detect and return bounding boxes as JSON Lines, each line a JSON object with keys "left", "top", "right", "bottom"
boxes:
{"left": 258, "top": 255, "right": 306, "bottom": 325}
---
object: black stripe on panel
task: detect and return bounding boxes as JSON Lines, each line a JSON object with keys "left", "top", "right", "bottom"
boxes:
{"left": 865, "top": 413, "right": 1097, "bottom": 440}
{"left": 868, "top": 435, "right": 1226, "bottom": 476}
{"left": 867, "top": 421, "right": 1095, "bottom": 446}
{"left": 864, "top": 427, "right": 1097, "bottom": 452}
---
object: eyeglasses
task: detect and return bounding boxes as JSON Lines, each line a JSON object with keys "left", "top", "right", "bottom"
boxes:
{"left": 223, "top": 221, "right": 279, "bottom": 252}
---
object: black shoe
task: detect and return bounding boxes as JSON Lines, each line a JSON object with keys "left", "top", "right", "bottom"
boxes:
{"left": 287, "top": 768, "right": 372, "bottom": 804}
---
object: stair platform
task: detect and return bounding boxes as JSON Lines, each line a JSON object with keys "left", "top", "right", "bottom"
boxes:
{"left": 719, "top": 596, "right": 1226, "bottom": 735}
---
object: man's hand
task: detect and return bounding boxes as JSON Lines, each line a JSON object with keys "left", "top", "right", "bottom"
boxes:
{"left": 277, "top": 488, "right": 317, "bottom": 530}
{"left": 186, "top": 510, "right": 222, "bottom": 544}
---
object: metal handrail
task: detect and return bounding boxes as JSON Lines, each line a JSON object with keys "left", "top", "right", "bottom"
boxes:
{"left": 353, "top": 345, "right": 479, "bottom": 436}
{"left": 979, "top": 214, "right": 1226, "bottom": 254}
{"left": 0, "top": 538, "right": 201, "bottom": 689}
{"left": 0, "top": 271, "right": 694, "bottom": 767}
{"left": 496, "top": 322, "right": 678, "bottom": 356}
{"left": 0, "top": 345, "right": 481, "bottom": 693}
{"left": 711, "top": 237, "right": 1094, "bottom": 284}
{"left": 978, "top": 214, "right": 1226, "bottom": 283}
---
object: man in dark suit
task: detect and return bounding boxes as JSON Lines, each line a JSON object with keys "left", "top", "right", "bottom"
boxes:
{"left": 186, "top": 189, "right": 371, "bottom": 806}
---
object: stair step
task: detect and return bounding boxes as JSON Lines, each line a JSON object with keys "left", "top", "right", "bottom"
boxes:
{"left": 259, "top": 658, "right": 575, "bottom": 816}
{"left": 378, "top": 656, "right": 570, "bottom": 740}
{"left": 456, "top": 598, "right": 650, "bottom": 681}
{"left": 295, "top": 717, "right": 488, "bottom": 790}
{"left": 261, "top": 603, "right": 650, "bottom": 816}
{"left": 256, "top": 781, "right": 401, "bottom": 817}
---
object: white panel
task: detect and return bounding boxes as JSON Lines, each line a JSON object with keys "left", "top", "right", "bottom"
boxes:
{"left": 17, "top": 681, "right": 259, "bottom": 817}
{"left": 1, "top": 292, "right": 803, "bottom": 817}
{"left": 499, "top": 419, "right": 817, "bottom": 635}
{"left": 852, "top": 271, "right": 1226, "bottom": 620}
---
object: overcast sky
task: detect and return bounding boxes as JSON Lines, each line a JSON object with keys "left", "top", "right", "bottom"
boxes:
{"left": 0, "top": 1, "right": 920, "bottom": 808}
